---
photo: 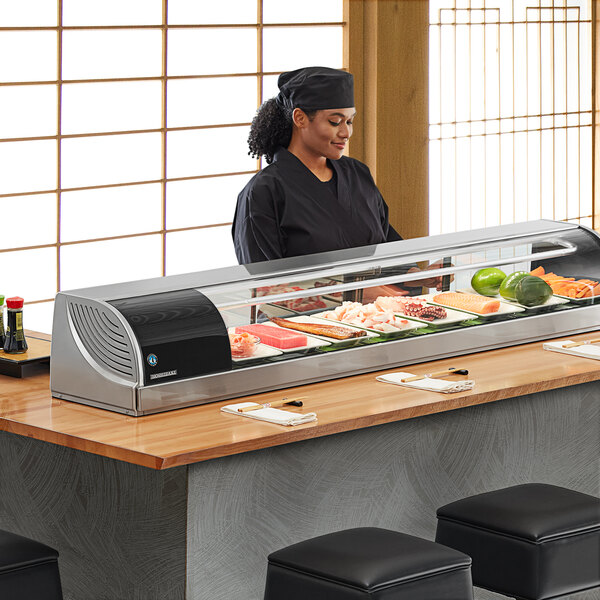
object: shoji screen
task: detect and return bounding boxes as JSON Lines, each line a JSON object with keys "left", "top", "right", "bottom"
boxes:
{"left": 429, "top": 0, "right": 592, "bottom": 235}
{"left": 0, "top": 0, "right": 344, "bottom": 332}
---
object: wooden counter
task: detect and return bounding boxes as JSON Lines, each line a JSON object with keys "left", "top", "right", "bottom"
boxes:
{"left": 1, "top": 331, "right": 599, "bottom": 470}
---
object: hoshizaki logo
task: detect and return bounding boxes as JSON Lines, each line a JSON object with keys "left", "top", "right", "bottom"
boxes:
{"left": 147, "top": 353, "right": 158, "bottom": 367}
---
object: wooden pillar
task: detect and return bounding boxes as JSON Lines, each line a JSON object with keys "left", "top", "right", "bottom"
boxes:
{"left": 593, "top": 1, "right": 600, "bottom": 231}
{"left": 345, "top": 0, "right": 429, "bottom": 240}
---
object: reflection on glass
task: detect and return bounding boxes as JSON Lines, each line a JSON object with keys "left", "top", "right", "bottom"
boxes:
{"left": 61, "top": 183, "right": 162, "bottom": 242}
{"left": 62, "top": 81, "right": 162, "bottom": 134}
{"left": 62, "top": 30, "right": 162, "bottom": 79}
{"left": 60, "top": 235, "right": 162, "bottom": 290}
{"left": 61, "top": 132, "right": 161, "bottom": 188}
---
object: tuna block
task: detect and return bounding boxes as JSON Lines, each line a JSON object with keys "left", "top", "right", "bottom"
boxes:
{"left": 235, "top": 324, "right": 307, "bottom": 349}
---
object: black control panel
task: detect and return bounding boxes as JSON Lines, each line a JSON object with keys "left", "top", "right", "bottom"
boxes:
{"left": 109, "top": 289, "right": 231, "bottom": 386}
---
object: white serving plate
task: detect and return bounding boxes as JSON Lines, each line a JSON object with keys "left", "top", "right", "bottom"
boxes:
{"left": 231, "top": 343, "right": 283, "bottom": 363}
{"left": 259, "top": 321, "right": 332, "bottom": 352}
{"left": 458, "top": 287, "right": 570, "bottom": 309}
{"left": 393, "top": 297, "right": 474, "bottom": 325}
{"left": 312, "top": 311, "right": 427, "bottom": 334}
{"left": 422, "top": 293, "right": 525, "bottom": 317}
{"left": 279, "top": 315, "right": 381, "bottom": 343}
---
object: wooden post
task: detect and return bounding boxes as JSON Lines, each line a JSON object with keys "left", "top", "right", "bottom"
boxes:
{"left": 593, "top": 1, "right": 600, "bottom": 231}
{"left": 345, "top": 0, "right": 429, "bottom": 240}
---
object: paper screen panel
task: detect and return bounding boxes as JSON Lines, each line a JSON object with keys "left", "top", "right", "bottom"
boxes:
{"left": 167, "top": 77, "right": 257, "bottom": 128}
{"left": 0, "top": 140, "right": 56, "bottom": 195}
{"left": 166, "top": 227, "right": 239, "bottom": 275}
{"left": 0, "top": 194, "right": 57, "bottom": 250}
{"left": 60, "top": 235, "right": 162, "bottom": 290}
{"left": 61, "top": 132, "right": 162, "bottom": 188}
{"left": 167, "top": 0, "right": 257, "bottom": 25}
{"left": 62, "top": 0, "right": 162, "bottom": 26}
{"left": 0, "top": 0, "right": 58, "bottom": 26}
{"left": 262, "top": 0, "right": 342, "bottom": 23}
{"left": 0, "top": 248, "right": 56, "bottom": 302}
{"left": 167, "top": 126, "right": 254, "bottom": 179}
{"left": 0, "top": 31, "right": 57, "bottom": 82}
{"left": 166, "top": 174, "right": 253, "bottom": 229}
{"left": 167, "top": 28, "right": 257, "bottom": 76}
{"left": 61, "top": 184, "right": 162, "bottom": 242}
{"left": 62, "top": 30, "right": 162, "bottom": 80}
{"left": 262, "top": 27, "right": 343, "bottom": 72}
{"left": 0, "top": 85, "right": 56, "bottom": 139}
{"left": 61, "top": 81, "right": 162, "bottom": 135}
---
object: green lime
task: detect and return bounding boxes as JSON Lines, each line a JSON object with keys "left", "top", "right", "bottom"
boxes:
{"left": 471, "top": 268, "right": 506, "bottom": 296}
{"left": 499, "top": 271, "right": 528, "bottom": 301}
{"left": 515, "top": 275, "right": 553, "bottom": 307}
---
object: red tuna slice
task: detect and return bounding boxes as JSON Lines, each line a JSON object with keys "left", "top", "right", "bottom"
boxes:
{"left": 235, "top": 324, "right": 307, "bottom": 349}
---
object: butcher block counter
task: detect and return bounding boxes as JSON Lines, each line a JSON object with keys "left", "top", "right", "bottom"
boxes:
{"left": 1, "top": 331, "right": 599, "bottom": 600}
{"left": 1, "top": 331, "right": 600, "bottom": 470}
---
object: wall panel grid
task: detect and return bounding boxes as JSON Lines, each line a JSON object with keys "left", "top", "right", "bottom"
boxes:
{"left": 0, "top": 0, "right": 344, "bottom": 331}
{"left": 429, "top": 0, "right": 593, "bottom": 235}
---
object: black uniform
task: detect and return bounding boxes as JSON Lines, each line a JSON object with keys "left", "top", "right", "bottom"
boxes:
{"left": 232, "top": 147, "right": 401, "bottom": 264}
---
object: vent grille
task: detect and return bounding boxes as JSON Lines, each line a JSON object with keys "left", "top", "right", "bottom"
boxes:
{"left": 68, "top": 300, "right": 136, "bottom": 381}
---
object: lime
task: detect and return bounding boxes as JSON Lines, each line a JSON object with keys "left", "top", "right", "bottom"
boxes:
{"left": 499, "top": 271, "right": 528, "bottom": 301}
{"left": 471, "top": 268, "right": 506, "bottom": 296}
{"left": 515, "top": 275, "right": 553, "bottom": 307}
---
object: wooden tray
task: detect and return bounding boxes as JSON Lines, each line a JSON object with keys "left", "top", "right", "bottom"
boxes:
{"left": 0, "top": 331, "right": 51, "bottom": 378}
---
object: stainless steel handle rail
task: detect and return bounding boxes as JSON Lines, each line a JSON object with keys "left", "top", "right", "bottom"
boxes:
{"left": 214, "top": 244, "right": 576, "bottom": 309}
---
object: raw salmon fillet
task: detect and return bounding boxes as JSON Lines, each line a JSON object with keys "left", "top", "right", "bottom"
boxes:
{"left": 234, "top": 324, "right": 307, "bottom": 349}
{"left": 432, "top": 292, "right": 500, "bottom": 314}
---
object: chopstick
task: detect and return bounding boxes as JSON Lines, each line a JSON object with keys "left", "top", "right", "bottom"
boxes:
{"left": 562, "top": 338, "right": 600, "bottom": 349}
{"left": 237, "top": 397, "right": 307, "bottom": 413}
{"left": 400, "top": 368, "right": 469, "bottom": 383}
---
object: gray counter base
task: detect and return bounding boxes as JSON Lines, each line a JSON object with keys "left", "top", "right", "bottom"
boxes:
{"left": 1, "top": 382, "right": 599, "bottom": 599}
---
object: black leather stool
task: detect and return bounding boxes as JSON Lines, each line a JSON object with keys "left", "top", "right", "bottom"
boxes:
{"left": 435, "top": 483, "right": 600, "bottom": 599}
{"left": 0, "top": 529, "right": 63, "bottom": 600}
{"left": 264, "top": 527, "right": 473, "bottom": 599}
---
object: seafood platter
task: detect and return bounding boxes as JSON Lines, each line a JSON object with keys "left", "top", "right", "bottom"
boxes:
{"left": 50, "top": 220, "right": 600, "bottom": 415}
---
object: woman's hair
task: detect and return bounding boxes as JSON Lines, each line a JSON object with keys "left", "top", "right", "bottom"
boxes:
{"left": 247, "top": 98, "right": 316, "bottom": 164}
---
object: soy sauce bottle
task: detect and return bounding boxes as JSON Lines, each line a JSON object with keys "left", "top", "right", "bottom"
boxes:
{"left": 4, "top": 297, "right": 28, "bottom": 354}
{"left": 0, "top": 296, "right": 5, "bottom": 349}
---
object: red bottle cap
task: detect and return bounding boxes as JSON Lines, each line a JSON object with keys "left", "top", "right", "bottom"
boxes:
{"left": 6, "top": 297, "right": 24, "bottom": 309}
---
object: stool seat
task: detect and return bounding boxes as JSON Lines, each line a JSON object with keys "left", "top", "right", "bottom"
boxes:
{"left": 264, "top": 527, "right": 473, "bottom": 600}
{"left": 0, "top": 529, "right": 63, "bottom": 600}
{"left": 435, "top": 484, "right": 600, "bottom": 599}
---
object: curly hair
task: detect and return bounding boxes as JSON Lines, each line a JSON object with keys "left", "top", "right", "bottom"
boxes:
{"left": 247, "top": 98, "right": 316, "bottom": 164}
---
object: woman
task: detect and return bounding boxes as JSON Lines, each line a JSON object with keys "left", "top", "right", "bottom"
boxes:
{"left": 231, "top": 66, "right": 443, "bottom": 294}
{"left": 232, "top": 66, "right": 401, "bottom": 264}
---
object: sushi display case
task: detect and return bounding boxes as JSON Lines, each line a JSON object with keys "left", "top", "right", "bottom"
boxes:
{"left": 50, "top": 219, "right": 600, "bottom": 415}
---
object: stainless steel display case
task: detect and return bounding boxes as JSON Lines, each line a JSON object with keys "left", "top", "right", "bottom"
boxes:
{"left": 50, "top": 220, "right": 600, "bottom": 415}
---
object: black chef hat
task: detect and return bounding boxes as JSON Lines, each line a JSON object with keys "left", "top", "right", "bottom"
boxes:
{"left": 276, "top": 66, "right": 354, "bottom": 111}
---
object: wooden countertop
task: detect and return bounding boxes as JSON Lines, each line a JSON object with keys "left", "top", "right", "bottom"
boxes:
{"left": 1, "top": 331, "right": 599, "bottom": 470}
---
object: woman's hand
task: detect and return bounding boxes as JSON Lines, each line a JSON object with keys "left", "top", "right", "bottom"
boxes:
{"left": 361, "top": 284, "right": 410, "bottom": 304}
{"left": 403, "top": 260, "right": 453, "bottom": 291}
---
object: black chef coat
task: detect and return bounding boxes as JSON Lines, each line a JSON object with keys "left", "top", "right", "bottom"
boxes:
{"left": 232, "top": 147, "right": 401, "bottom": 264}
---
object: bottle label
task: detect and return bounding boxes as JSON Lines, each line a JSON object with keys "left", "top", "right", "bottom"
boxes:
{"left": 16, "top": 312, "right": 22, "bottom": 330}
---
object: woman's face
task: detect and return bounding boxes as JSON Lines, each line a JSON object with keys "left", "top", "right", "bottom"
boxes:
{"left": 294, "top": 107, "right": 356, "bottom": 160}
